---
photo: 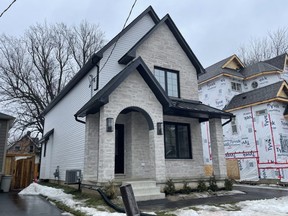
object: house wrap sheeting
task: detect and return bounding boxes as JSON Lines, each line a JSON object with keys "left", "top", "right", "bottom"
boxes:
{"left": 199, "top": 54, "right": 288, "bottom": 182}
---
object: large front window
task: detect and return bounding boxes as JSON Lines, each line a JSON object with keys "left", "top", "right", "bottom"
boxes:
{"left": 154, "top": 67, "right": 179, "bottom": 97}
{"left": 164, "top": 122, "right": 192, "bottom": 159}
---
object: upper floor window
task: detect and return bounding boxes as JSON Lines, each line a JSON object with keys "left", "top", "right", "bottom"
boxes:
{"left": 154, "top": 67, "right": 179, "bottom": 97}
{"left": 231, "top": 82, "right": 242, "bottom": 92}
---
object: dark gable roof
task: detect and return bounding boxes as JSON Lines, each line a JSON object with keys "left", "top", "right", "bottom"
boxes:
{"left": 241, "top": 61, "right": 281, "bottom": 78}
{"left": 264, "top": 53, "right": 287, "bottom": 70}
{"left": 0, "top": 112, "right": 14, "bottom": 120}
{"left": 42, "top": 6, "right": 159, "bottom": 116}
{"left": 165, "top": 98, "right": 233, "bottom": 120}
{"left": 118, "top": 14, "right": 205, "bottom": 75}
{"left": 95, "top": 6, "right": 159, "bottom": 58}
{"left": 76, "top": 57, "right": 233, "bottom": 120}
{"left": 224, "top": 81, "right": 284, "bottom": 111}
{"left": 75, "top": 57, "right": 172, "bottom": 117}
{"left": 198, "top": 55, "right": 244, "bottom": 83}
{"left": 199, "top": 54, "right": 288, "bottom": 84}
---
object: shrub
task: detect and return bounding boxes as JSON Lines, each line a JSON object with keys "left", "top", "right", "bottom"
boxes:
{"left": 197, "top": 180, "right": 207, "bottom": 192}
{"left": 163, "top": 179, "right": 176, "bottom": 195}
{"left": 103, "top": 180, "right": 117, "bottom": 199}
{"left": 208, "top": 176, "right": 218, "bottom": 192}
{"left": 180, "top": 181, "right": 192, "bottom": 194}
{"left": 224, "top": 178, "right": 233, "bottom": 191}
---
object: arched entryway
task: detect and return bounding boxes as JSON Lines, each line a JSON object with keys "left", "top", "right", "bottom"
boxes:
{"left": 115, "top": 106, "right": 155, "bottom": 179}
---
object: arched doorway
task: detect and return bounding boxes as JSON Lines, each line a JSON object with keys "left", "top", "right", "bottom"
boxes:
{"left": 115, "top": 106, "right": 154, "bottom": 179}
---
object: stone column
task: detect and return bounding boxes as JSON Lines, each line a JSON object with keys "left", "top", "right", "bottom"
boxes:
{"left": 209, "top": 118, "right": 227, "bottom": 179}
{"left": 151, "top": 128, "right": 166, "bottom": 182}
{"left": 83, "top": 113, "right": 99, "bottom": 181}
{"left": 97, "top": 107, "right": 116, "bottom": 183}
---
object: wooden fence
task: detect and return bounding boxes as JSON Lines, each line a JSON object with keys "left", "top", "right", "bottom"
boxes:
{"left": 5, "top": 154, "right": 39, "bottom": 189}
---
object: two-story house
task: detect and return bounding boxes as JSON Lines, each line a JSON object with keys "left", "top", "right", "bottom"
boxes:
{"left": 199, "top": 53, "right": 288, "bottom": 182}
{"left": 40, "top": 6, "right": 233, "bottom": 200}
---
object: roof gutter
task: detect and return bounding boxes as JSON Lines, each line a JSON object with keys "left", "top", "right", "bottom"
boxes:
{"left": 222, "top": 116, "right": 234, "bottom": 126}
{"left": 74, "top": 115, "right": 86, "bottom": 124}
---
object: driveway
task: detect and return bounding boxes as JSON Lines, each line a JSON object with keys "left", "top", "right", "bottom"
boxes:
{"left": 0, "top": 192, "right": 63, "bottom": 216}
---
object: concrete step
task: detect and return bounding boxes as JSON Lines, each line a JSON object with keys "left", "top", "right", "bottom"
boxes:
{"left": 122, "top": 180, "right": 165, "bottom": 201}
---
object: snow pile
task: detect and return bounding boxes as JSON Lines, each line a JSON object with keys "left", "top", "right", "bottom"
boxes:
{"left": 19, "top": 183, "right": 125, "bottom": 216}
{"left": 172, "top": 196, "right": 288, "bottom": 216}
{"left": 19, "top": 183, "right": 288, "bottom": 216}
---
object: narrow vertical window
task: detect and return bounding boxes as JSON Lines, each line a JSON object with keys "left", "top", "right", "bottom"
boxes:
{"left": 231, "top": 117, "right": 238, "bottom": 134}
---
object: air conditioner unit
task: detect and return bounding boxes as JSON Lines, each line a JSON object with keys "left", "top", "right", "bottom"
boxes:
{"left": 65, "top": 169, "right": 81, "bottom": 184}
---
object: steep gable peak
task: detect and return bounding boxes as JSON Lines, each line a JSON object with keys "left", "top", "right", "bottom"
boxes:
{"left": 119, "top": 13, "right": 205, "bottom": 75}
{"left": 277, "top": 81, "right": 288, "bottom": 98}
{"left": 264, "top": 53, "right": 288, "bottom": 71}
{"left": 221, "top": 54, "right": 245, "bottom": 70}
{"left": 42, "top": 6, "right": 160, "bottom": 116}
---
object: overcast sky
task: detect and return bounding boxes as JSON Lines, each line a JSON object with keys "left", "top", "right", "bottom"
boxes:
{"left": 1, "top": 0, "right": 288, "bottom": 67}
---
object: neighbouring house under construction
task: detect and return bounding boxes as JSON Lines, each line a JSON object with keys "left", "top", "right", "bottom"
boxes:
{"left": 199, "top": 53, "right": 288, "bottom": 182}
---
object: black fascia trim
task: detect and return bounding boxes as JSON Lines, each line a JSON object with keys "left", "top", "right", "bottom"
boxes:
{"left": 136, "top": 62, "right": 172, "bottom": 108}
{"left": 166, "top": 106, "right": 233, "bottom": 119}
{"left": 42, "top": 54, "right": 99, "bottom": 116}
{"left": 118, "top": 14, "right": 205, "bottom": 75}
{"left": 164, "top": 14, "right": 205, "bottom": 75}
{"left": 42, "top": 6, "right": 159, "bottom": 116}
{"left": 97, "top": 6, "right": 159, "bottom": 57}
{"left": 164, "top": 108, "right": 210, "bottom": 119}
{"left": 40, "top": 128, "right": 54, "bottom": 143}
{"left": 75, "top": 57, "right": 172, "bottom": 117}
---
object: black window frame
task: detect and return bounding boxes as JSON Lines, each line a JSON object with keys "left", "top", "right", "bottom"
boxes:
{"left": 154, "top": 67, "right": 180, "bottom": 98}
{"left": 164, "top": 122, "right": 192, "bottom": 159}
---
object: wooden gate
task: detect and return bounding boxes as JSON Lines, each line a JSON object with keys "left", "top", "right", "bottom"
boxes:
{"left": 5, "top": 154, "right": 36, "bottom": 189}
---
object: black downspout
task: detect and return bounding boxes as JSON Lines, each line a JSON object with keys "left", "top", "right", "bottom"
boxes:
{"left": 222, "top": 116, "right": 233, "bottom": 126}
{"left": 74, "top": 56, "right": 100, "bottom": 125}
{"left": 74, "top": 115, "right": 86, "bottom": 124}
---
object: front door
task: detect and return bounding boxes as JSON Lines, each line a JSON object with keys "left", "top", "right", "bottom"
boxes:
{"left": 115, "top": 124, "right": 124, "bottom": 174}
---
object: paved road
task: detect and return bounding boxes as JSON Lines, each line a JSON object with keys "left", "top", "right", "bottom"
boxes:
{"left": 0, "top": 192, "right": 63, "bottom": 216}
{"left": 138, "top": 184, "right": 288, "bottom": 212}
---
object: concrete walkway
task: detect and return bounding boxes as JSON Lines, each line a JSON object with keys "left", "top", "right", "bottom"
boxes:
{"left": 138, "top": 184, "right": 288, "bottom": 212}
{"left": 0, "top": 192, "right": 63, "bottom": 216}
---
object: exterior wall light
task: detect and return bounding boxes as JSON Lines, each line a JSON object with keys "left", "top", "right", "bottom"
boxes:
{"left": 106, "top": 118, "right": 114, "bottom": 132}
{"left": 157, "top": 122, "right": 163, "bottom": 135}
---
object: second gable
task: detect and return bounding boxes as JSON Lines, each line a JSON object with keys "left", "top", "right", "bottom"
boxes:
{"left": 135, "top": 22, "right": 199, "bottom": 101}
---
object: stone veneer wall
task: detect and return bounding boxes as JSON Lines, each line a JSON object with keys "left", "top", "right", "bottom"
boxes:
{"left": 86, "top": 70, "right": 166, "bottom": 183}
{"left": 209, "top": 118, "right": 227, "bottom": 179}
{"left": 84, "top": 113, "right": 99, "bottom": 181}
{"left": 163, "top": 115, "right": 205, "bottom": 179}
{"left": 136, "top": 22, "right": 199, "bottom": 101}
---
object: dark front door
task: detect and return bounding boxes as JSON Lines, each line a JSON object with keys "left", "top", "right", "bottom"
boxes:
{"left": 115, "top": 124, "right": 124, "bottom": 174}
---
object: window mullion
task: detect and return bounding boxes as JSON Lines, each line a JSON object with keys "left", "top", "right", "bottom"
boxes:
{"left": 175, "top": 124, "right": 179, "bottom": 158}
{"left": 164, "top": 70, "right": 168, "bottom": 92}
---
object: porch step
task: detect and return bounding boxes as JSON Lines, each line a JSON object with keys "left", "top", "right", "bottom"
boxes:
{"left": 122, "top": 180, "right": 165, "bottom": 201}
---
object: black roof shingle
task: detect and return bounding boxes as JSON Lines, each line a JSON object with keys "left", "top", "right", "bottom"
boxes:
{"left": 224, "top": 81, "right": 285, "bottom": 111}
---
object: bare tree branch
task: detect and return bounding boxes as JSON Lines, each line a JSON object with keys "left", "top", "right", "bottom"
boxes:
{"left": 0, "top": 21, "right": 105, "bottom": 137}
{"left": 238, "top": 27, "right": 288, "bottom": 65}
